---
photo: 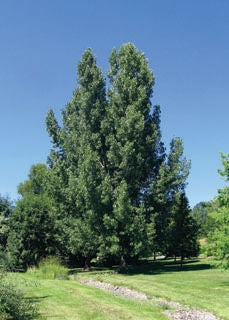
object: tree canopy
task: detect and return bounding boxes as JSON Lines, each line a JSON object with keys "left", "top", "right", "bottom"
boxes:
{"left": 7, "top": 164, "right": 56, "bottom": 267}
{"left": 44, "top": 43, "right": 196, "bottom": 269}
{"left": 0, "top": 195, "right": 13, "bottom": 252}
{"left": 207, "top": 153, "right": 229, "bottom": 268}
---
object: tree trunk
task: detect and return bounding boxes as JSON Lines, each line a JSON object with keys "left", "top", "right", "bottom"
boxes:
{"left": 84, "top": 258, "right": 91, "bottom": 271}
{"left": 180, "top": 255, "right": 184, "bottom": 269}
{"left": 153, "top": 251, "right": 156, "bottom": 261}
{"left": 174, "top": 256, "right": 176, "bottom": 263}
{"left": 118, "top": 256, "right": 127, "bottom": 274}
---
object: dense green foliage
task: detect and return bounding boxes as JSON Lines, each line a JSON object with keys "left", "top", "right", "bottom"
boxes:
{"left": 0, "top": 271, "right": 38, "bottom": 319}
{"left": 166, "top": 193, "right": 199, "bottom": 265}
{"left": 192, "top": 201, "right": 215, "bottom": 237}
{"left": 0, "top": 195, "right": 13, "bottom": 251}
{"left": 17, "top": 163, "right": 48, "bottom": 196}
{"left": 207, "top": 153, "right": 229, "bottom": 268}
{"left": 44, "top": 43, "right": 198, "bottom": 268}
{"left": 7, "top": 164, "right": 56, "bottom": 268}
{"left": 147, "top": 137, "right": 192, "bottom": 256}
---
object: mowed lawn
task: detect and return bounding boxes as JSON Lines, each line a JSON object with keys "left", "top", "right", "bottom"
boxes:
{"left": 13, "top": 259, "right": 229, "bottom": 320}
{"left": 82, "top": 259, "right": 229, "bottom": 320}
{"left": 16, "top": 275, "right": 167, "bottom": 320}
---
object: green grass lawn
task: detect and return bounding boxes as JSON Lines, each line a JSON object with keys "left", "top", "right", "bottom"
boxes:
{"left": 80, "top": 259, "right": 229, "bottom": 320}
{"left": 10, "top": 259, "right": 229, "bottom": 320}
{"left": 17, "top": 276, "right": 167, "bottom": 320}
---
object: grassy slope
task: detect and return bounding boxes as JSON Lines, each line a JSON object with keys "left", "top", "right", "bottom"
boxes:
{"left": 82, "top": 260, "right": 229, "bottom": 320}
{"left": 12, "top": 259, "right": 229, "bottom": 320}
{"left": 17, "top": 276, "right": 167, "bottom": 320}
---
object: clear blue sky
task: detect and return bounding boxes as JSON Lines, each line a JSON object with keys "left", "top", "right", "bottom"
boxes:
{"left": 0, "top": 0, "right": 228, "bottom": 207}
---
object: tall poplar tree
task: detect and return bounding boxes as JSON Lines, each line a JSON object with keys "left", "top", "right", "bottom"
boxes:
{"left": 99, "top": 44, "right": 165, "bottom": 267}
{"left": 46, "top": 43, "right": 192, "bottom": 268}
{"left": 46, "top": 49, "right": 109, "bottom": 267}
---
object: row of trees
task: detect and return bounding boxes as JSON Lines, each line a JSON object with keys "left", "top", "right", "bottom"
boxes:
{"left": 205, "top": 154, "right": 229, "bottom": 268}
{"left": 191, "top": 153, "right": 229, "bottom": 268}
{"left": 0, "top": 43, "right": 199, "bottom": 270}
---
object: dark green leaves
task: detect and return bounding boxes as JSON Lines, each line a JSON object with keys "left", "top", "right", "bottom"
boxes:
{"left": 44, "top": 43, "right": 193, "bottom": 266}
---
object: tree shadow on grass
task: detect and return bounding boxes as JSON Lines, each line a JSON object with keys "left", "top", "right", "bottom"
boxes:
{"left": 69, "top": 266, "right": 117, "bottom": 275}
{"left": 24, "top": 295, "right": 51, "bottom": 303}
{"left": 218, "top": 281, "right": 229, "bottom": 287}
{"left": 44, "top": 317, "right": 64, "bottom": 319}
{"left": 124, "top": 259, "right": 212, "bottom": 276}
{"left": 72, "top": 259, "right": 212, "bottom": 277}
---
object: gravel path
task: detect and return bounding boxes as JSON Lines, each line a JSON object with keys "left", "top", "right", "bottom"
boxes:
{"left": 79, "top": 278, "right": 221, "bottom": 320}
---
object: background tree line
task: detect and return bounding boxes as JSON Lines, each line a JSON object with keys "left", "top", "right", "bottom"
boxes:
{"left": 191, "top": 153, "right": 229, "bottom": 268}
{"left": 1, "top": 43, "right": 205, "bottom": 270}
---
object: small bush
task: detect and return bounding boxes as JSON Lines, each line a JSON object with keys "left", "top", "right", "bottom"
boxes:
{"left": 0, "top": 272, "right": 38, "bottom": 320}
{"left": 0, "top": 251, "right": 12, "bottom": 270}
{"left": 27, "top": 256, "right": 69, "bottom": 280}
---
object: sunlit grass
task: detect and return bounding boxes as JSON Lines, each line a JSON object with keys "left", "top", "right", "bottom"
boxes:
{"left": 27, "top": 256, "right": 69, "bottom": 280}
{"left": 80, "top": 259, "right": 229, "bottom": 320}
{"left": 17, "top": 276, "right": 168, "bottom": 320}
{"left": 11, "top": 258, "right": 229, "bottom": 319}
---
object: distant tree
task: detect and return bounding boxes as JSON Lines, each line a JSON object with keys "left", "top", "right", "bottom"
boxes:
{"left": 207, "top": 153, "right": 229, "bottom": 268}
{"left": 192, "top": 201, "right": 215, "bottom": 237}
{"left": 17, "top": 163, "right": 48, "bottom": 196}
{"left": 7, "top": 164, "right": 56, "bottom": 268}
{"left": 166, "top": 193, "right": 200, "bottom": 266}
{"left": 147, "top": 137, "right": 191, "bottom": 257}
{"left": 0, "top": 195, "right": 13, "bottom": 251}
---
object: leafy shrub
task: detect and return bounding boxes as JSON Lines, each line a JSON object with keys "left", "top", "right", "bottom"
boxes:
{"left": 6, "top": 193, "right": 56, "bottom": 269}
{"left": 0, "top": 272, "right": 38, "bottom": 320}
{"left": 0, "top": 251, "right": 8, "bottom": 268}
{"left": 0, "top": 251, "right": 15, "bottom": 271}
{"left": 27, "top": 256, "right": 68, "bottom": 280}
